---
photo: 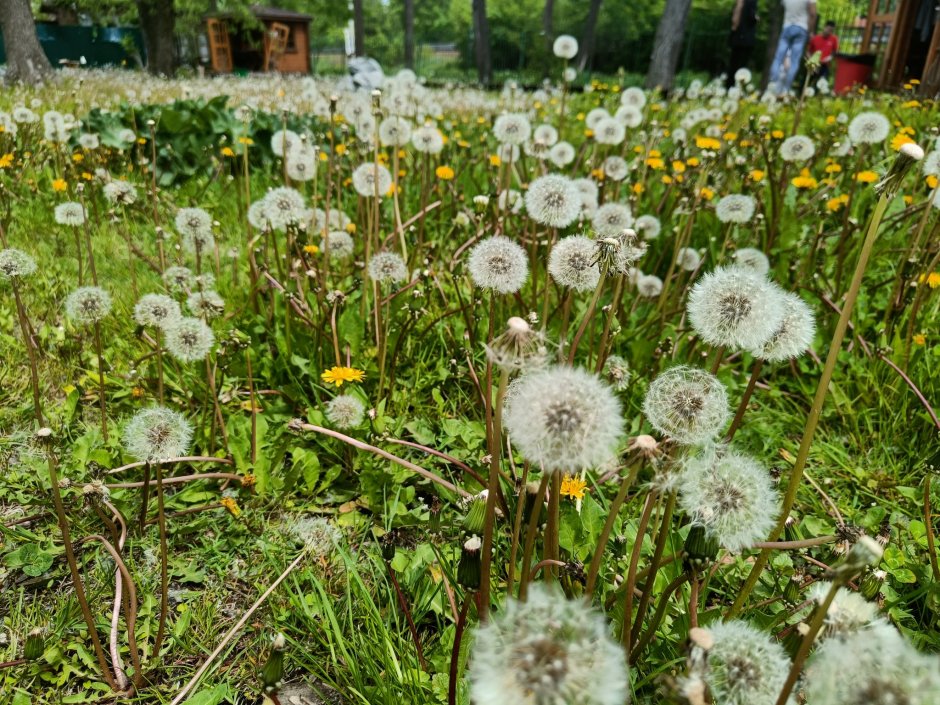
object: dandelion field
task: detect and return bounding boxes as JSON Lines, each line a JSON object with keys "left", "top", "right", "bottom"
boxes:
{"left": 1, "top": 62, "right": 940, "bottom": 705}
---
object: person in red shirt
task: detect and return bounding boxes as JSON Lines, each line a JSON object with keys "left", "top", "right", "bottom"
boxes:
{"left": 807, "top": 20, "right": 839, "bottom": 80}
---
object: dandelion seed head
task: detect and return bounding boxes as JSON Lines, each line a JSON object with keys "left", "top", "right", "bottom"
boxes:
{"left": 262, "top": 187, "right": 306, "bottom": 229}
{"left": 750, "top": 291, "right": 815, "bottom": 362}
{"left": 677, "top": 247, "right": 702, "bottom": 271}
{"left": 620, "top": 86, "right": 647, "bottom": 109}
{"left": 687, "top": 266, "right": 785, "bottom": 350}
{"left": 103, "top": 179, "right": 138, "bottom": 205}
{"left": 548, "top": 236, "right": 601, "bottom": 291}
{"left": 678, "top": 446, "right": 778, "bottom": 551}
{"left": 411, "top": 125, "right": 444, "bottom": 154}
{"left": 484, "top": 317, "right": 547, "bottom": 372}
{"left": 54, "top": 202, "right": 86, "bottom": 227}
{"left": 163, "top": 266, "right": 195, "bottom": 294}
{"left": 525, "top": 174, "right": 582, "bottom": 228}
{"left": 807, "top": 582, "right": 884, "bottom": 638}
{"left": 603, "top": 355, "right": 631, "bottom": 391}
{"left": 614, "top": 105, "right": 643, "bottom": 128}
{"left": 284, "top": 515, "right": 343, "bottom": 556}
{"left": 493, "top": 113, "right": 532, "bottom": 146}
{"left": 186, "top": 290, "right": 225, "bottom": 319}
{"left": 552, "top": 35, "right": 579, "bottom": 60}
{"left": 643, "top": 366, "right": 729, "bottom": 445}
{"left": 65, "top": 286, "right": 112, "bottom": 326}
{"left": 503, "top": 366, "right": 622, "bottom": 473}
{"left": 592, "top": 203, "right": 634, "bottom": 238}
{"left": 634, "top": 214, "right": 662, "bottom": 240}
{"left": 134, "top": 293, "right": 182, "bottom": 329}
{"left": 549, "top": 142, "right": 576, "bottom": 168}
{"left": 352, "top": 163, "right": 393, "bottom": 198}
{"left": 321, "top": 230, "right": 355, "bottom": 259}
{"left": 715, "top": 194, "right": 756, "bottom": 224}
{"left": 325, "top": 394, "right": 366, "bottom": 429}
{"left": 533, "top": 123, "right": 559, "bottom": 147}
{"left": 164, "top": 317, "right": 215, "bottom": 362}
{"left": 637, "top": 273, "right": 663, "bottom": 298}
{"left": 367, "top": 251, "right": 408, "bottom": 284}
{"left": 779, "top": 135, "right": 816, "bottom": 162}
{"left": 603, "top": 156, "right": 629, "bottom": 181}
{"left": 123, "top": 406, "right": 193, "bottom": 462}
{"left": 468, "top": 236, "right": 529, "bottom": 294}
{"left": 469, "top": 584, "right": 629, "bottom": 705}
{"left": 848, "top": 111, "right": 891, "bottom": 144}
{"left": 595, "top": 117, "right": 626, "bottom": 145}
{"left": 0, "top": 249, "right": 37, "bottom": 281}
{"left": 731, "top": 248, "right": 770, "bottom": 277}
{"left": 270, "top": 128, "right": 299, "bottom": 156}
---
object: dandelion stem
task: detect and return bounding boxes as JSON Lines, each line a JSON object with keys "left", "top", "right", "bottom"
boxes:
{"left": 630, "top": 573, "right": 689, "bottom": 660}
{"left": 11, "top": 282, "right": 45, "bottom": 427}
{"left": 447, "top": 593, "right": 472, "bottom": 705}
{"left": 387, "top": 559, "right": 427, "bottom": 670}
{"left": 519, "top": 473, "right": 550, "bottom": 601}
{"left": 728, "top": 192, "right": 891, "bottom": 619}
{"left": 151, "top": 462, "right": 170, "bottom": 662}
{"left": 925, "top": 475, "right": 940, "bottom": 584}
{"left": 631, "top": 491, "right": 677, "bottom": 644}
{"left": 93, "top": 323, "right": 109, "bottom": 442}
{"left": 725, "top": 358, "right": 764, "bottom": 442}
{"left": 544, "top": 473, "right": 562, "bottom": 582}
{"left": 506, "top": 461, "right": 531, "bottom": 597}
{"left": 621, "top": 490, "right": 657, "bottom": 650}
{"left": 568, "top": 270, "right": 607, "bottom": 364}
{"left": 585, "top": 462, "right": 642, "bottom": 596}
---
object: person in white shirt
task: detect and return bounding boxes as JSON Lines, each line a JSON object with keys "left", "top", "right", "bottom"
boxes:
{"left": 769, "top": 0, "right": 817, "bottom": 94}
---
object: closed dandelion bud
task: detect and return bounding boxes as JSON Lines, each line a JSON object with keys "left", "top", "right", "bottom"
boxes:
{"left": 23, "top": 629, "right": 44, "bottom": 661}
{"left": 259, "top": 633, "right": 286, "bottom": 693}
{"left": 463, "top": 492, "right": 487, "bottom": 534}
{"left": 783, "top": 573, "right": 802, "bottom": 603}
{"left": 380, "top": 533, "right": 396, "bottom": 562}
{"left": 683, "top": 525, "right": 719, "bottom": 571}
{"left": 457, "top": 535, "right": 482, "bottom": 590}
{"left": 875, "top": 142, "right": 924, "bottom": 198}
{"left": 860, "top": 569, "right": 887, "bottom": 600}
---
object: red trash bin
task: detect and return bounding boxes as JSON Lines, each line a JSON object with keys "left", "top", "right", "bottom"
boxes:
{"left": 834, "top": 53, "right": 877, "bottom": 94}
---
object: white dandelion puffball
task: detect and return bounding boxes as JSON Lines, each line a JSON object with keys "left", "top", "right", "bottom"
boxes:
{"left": 687, "top": 266, "right": 785, "bottom": 350}
{"left": 643, "top": 366, "right": 729, "bottom": 445}
{"left": 585, "top": 107, "right": 611, "bottom": 131}
{"left": 553, "top": 34, "right": 579, "bottom": 60}
{"left": 525, "top": 174, "right": 582, "bottom": 228}
{"left": 270, "top": 128, "right": 300, "bottom": 157}
{"left": 134, "top": 293, "right": 181, "bottom": 329}
{"left": 54, "top": 202, "right": 85, "bottom": 227}
{"left": 749, "top": 290, "right": 815, "bottom": 362}
{"left": 123, "top": 406, "right": 193, "bottom": 463}
{"left": 379, "top": 115, "right": 412, "bottom": 147}
{"left": 262, "top": 187, "right": 306, "bottom": 230}
{"left": 493, "top": 113, "right": 532, "bottom": 145}
{"left": 715, "top": 194, "right": 756, "bottom": 224}
{"left": 804, "top": 625, "right": 940, "bottom": 705}
{"left": 497, "top": 143, "right": 521, "bottom": 163}
{"left": 635, "top": 214, "right": 662, "bottom": 240}
{"left": 734, "top": 67, "right": 752, "bottom": 85}
{"left": 470, "top": 584, "right": 628, "bottom": 705}
{"left": 103, "top": 179, "right": 138, "bottom": 205}
{"left": 678, "top": 446, "right": 778, "bottom": 551}
{"left": 694, "top": 620, "right": 791, "bottom": 705}
{"left": 367, "top": 251, "right": 408, "bottom": 284}
{"left": 592, "top": 202, "right": 633, "bottom": 238}
{"left": 325, "top": 394, "right": 366, "bottom": 429}
{"left": 498, "top": 189, "right": 524, "bottom": 214}
{"left": 779, "top": 135, "right": 816, "bottom": 162}
{"left": 676, "top": 247, "right": 702, "bottom": 272}
{"left": 163, "top": 266, "right": 195, "bottom": 294}
{"left": 549, "top": 141, "right": 576, "bottom": 168}
{"left": 620, "top": 86, "right": 646, "bottom": 109}
{"left": 614, "top": 105, "right": 643, "bottom": 128}
{"left": 286, "top": 144, "right": 317, "bottom": 182}
{"left": 65, "top": 286, "right": 112, "bottom": 326}
{"left": 164, "top": 317, "right": 215, "bottom": 362}
{"left": 731, "top": 248, "right": 770, "bottom": 276}
{"left": 807, "top": 582, "right": 883, "bottom": 638}
{"left": 594, "top": 117, "right": 626, "bottom": 145}
{"left": 922, "top": 149, "right": 940, "bottom": 177}
{"left": 549, "top": 236, "right": 601, "bottom": 292}
{"left": 411, "top": 125, "right": 444, "bottom": 154}
{"left": 603, "top": 155, "right": 629, "bottom": 181}
{"left": 467, "top": 236, "right": 529, "bottom": 294}
{"left": 502, "top": 366, "right": 623, "bottom": 473}
{"left": 848, "top": 111, "right": 891, "bottom": 144}
{"left": 563, "top": 66, "right": 577, "bottom": 82}
{"left": 0, "top": 248, "right": 37, "bottom": 280}
{"left": 533, "top": 123, "right": 559, "bottom": 147}
{"left": 321, "top": 230, "right": 355, "bottom": 259}
{"left": 175, "top": 207, "right": 212, "bottom": 241}
{"left": 636, "top": 274, "right": 663, "bottom": 298}
{"left": 352, "top": 163, "right": 393, "bottom": 198}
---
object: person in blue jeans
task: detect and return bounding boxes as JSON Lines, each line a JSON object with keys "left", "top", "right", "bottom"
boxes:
{"left": 769, "top": 0, "right": 817, "bottom": 94}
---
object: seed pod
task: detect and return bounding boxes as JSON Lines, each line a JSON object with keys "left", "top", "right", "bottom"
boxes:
{"left": 24, "top": 629, "right": 44, "bottom": 661}
{"left": 457, "top": 536, "right": 482, "bottom": 590}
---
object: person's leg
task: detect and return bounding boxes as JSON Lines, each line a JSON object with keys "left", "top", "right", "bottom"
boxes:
{"left": 769, "top": 26, "right": 792, "bottom": 88}
{"left": 783, "top": 28, "right": 809, "bottom": 93}
{"left": 727, "top": 44, "right": 746, "bottom": 88}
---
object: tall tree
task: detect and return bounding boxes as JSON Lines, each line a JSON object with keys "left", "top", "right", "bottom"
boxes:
{"left": 353, "top": 0, "right": 365, "bottom": 56}
{"left": 644, "top": 0, "right": 691, "bottom": 91}
{"left": 136, "top": 0, "right": 176, "bottom": 75}
{"left": 0, "top": 0, "right": 52, "bottom": 84}
{"left": 472, "top": 0, "right": 491, "bottom": 85}
{"left": 577, "top": 0, "right": 603, "bottom": 72}
{"left": 542, "top": 0, "right": 555, "bottom": 52}
{"left": 403, "top": 0, "right": 415, "bottom": 68}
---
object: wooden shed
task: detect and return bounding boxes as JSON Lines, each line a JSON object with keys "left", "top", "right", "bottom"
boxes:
{"left": 859, "top": 0, "right": 940, "bottom": 93}
{"left": 205, "top": 5, "right": 311, "bottom": 74}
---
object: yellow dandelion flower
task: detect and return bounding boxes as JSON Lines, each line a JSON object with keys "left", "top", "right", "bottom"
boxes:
{"left": 826, "top": 194, "right": 849, "bottom": 212}
{"left": 913, "top": 334, "right": 926, "bottom": 345}
{"left": 723, "top": 132, "right": 737, "bottom": 141}
{"left": 771, "top": 129, "right": 784, "bottom": 139}
{"left": 321, "top": 366, "right": 366, "bottom": 388}
{"left": 238, "top": 136, "right": 253, "bottom": 145}
{"left": 303, "top": 244, "right": 320, "bottom": 254}
{"left": 695, "top": 136, "right": 721, "bottom": 150}
{"left": 82, "top": 171, "right": 93, "bottom": 180}
{"left": 131, "top": 386, "right": 146, "bottom": 398}
{"left": 686, "top": 157, "right": 700, "bottom": 167}
{"left": 632, "top": 183, "right": 645, "bottom": 195}
{"left": 221, "top": 146, "right": 235, "bottom": 157}
{"left": 649, "top": 149, "right": 662, "bottom": 158}
{"left": 435, "top": 165, "right": 455, "bottom": 180}
{"left": 890, "top": 133, "right": 914, "bottom": 151}
{"left": 791, "top": 169, "right": 818, "bottom": 189}
{"left": 825, "top": 163, "right": 843, "bottom": 174}
{"left": 926, "top": 272, "right": 940, "bottom": 288}
{"left": 335, "top": 144, "right": 347, "bottom": 156}
{"left": 220, "top": 497, "right": 241, "bottom": 517}
{"left": 345, "top": 222, "right": 356, "bottom": 233}
{"left": 672, "top": 160, "right": 686, "bottom": 173}
{"left": 52, "top": 178, "right": 68, "bottom": 192}
{"left": 750, "top": 169, "right": 765, "bottom": 182}
{"left": 661, "top": 175, "right": 673, "bottom": 185}
{"left": 645, "top": 157, "right": 665, "bottom": 169}
{"left": 72, "top": 153, "right": 84, "bottom": 163}
{"left": 584, "top": 129, "right": 595, "bottom": 138}
{"left": 855, "top": 170, "right": 878, "bottom": 183}
{"left": 489, "top": 154, "right": 501, "bottom": 167}
{"left": 591, "top": 168, "right": 605, "bottom": 181}
{"left": 699, "top": 186, "right": 715, "bottom": 200}
{"left": 0, "top": 153, "right": 13, "bottom": 169}
{"left": 560, "top": 474, "right": 588, "bottom": 501}
{"left": 927, "top": 175, "right": 938, "bottom": 189}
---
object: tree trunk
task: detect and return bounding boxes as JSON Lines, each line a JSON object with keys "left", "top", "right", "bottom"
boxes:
{"left": 403, "top": 0, "right": 415, "bottom": 68}
{"left": 0, "top": 0, "right": 52, "bottom": 84}
{"left": 577, "top": 0, "right": 603, "bottom": 71}
{"left": 136, "top": 0, "right": 176, "bottom": 75}
{"left": 645, "top": 0, "right": 692, "bottom": 91}
{"left": 353, "top": 0, "right": 365, "bottom": 57}
{"left": 472, "top": 0, "right": 492, "bottom": 86}
{"left": 542, "top": 0, "right": 555, "bottom": 51}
